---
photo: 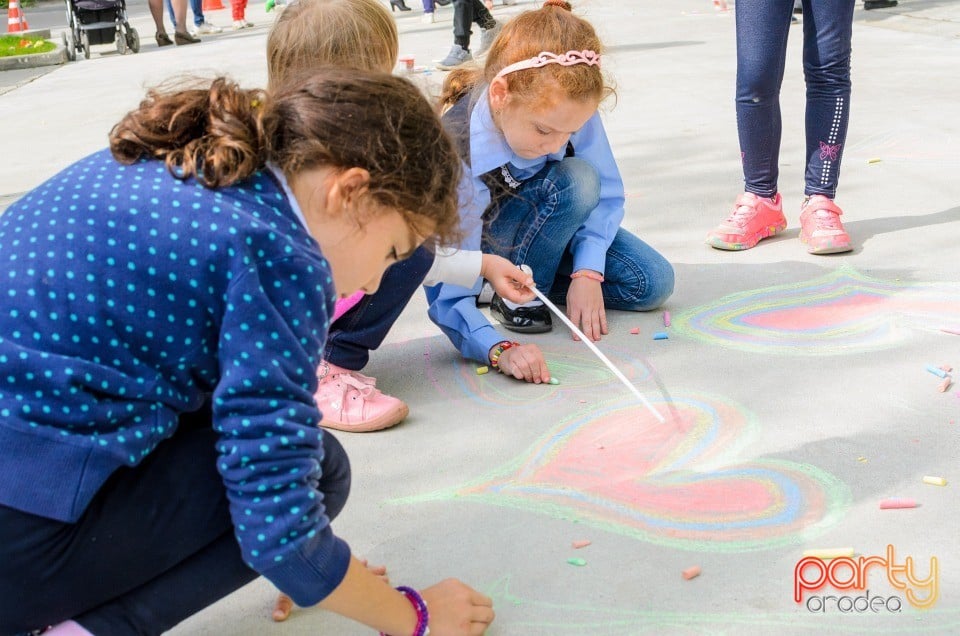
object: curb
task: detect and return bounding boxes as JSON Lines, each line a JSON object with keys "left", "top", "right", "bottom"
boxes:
{"left": 0, "top": 28, "right": 66, "bottom": 72}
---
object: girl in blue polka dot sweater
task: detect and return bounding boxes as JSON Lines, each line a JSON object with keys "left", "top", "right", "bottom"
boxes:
{"left": 0, "top": 69, "right": 494, "bottom": 636}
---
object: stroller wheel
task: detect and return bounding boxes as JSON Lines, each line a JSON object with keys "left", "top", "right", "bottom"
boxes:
{"left": 116, "top": 28, "right": 128, "bottom": 55}
{"left": 81, "top": 30, "right": 90, "bottom": 59}
{"left": 62, "top": 30, "right": 77, "bottom": 61}
{"left": 127, "top": 26, "right": 140, "bottom": 53}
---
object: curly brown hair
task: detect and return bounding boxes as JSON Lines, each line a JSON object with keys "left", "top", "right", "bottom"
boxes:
{"left": 109, "top": 69, "right": 463, "bottom": 249}
{"left": 438, "top": 1, "right": 612, "bottom": 111}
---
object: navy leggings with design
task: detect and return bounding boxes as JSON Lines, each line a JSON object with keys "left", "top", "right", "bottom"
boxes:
{"left": 0, "top": 406, "right": 351, "bottom": 635}
{"left": 735, "top": 0, "right": 855, "bottom": 199}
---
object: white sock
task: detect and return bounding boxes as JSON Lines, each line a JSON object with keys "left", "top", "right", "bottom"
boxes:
{"left": 44, "top": 620, "right": 95, "bottom": 636}
{"left": 502, "top": 298, "right": 544, "bottom": 311}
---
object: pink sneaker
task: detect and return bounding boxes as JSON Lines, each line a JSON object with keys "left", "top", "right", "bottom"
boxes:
{"left": 799, "top": 195, "right": 853, "bottom": 254}
{"left": 706, "top": 192, "right": 787, "bottom": 250}
{"left": 314, "top": 361, "right": 408, "bottom": 432}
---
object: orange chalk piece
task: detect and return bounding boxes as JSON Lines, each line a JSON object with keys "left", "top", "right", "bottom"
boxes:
{"left": 879, "top": 498, "right": 917, "bottom": 509}
{"left": 938, "top": 377, "right": 952, "bottom": 392}
{"left": 682, "top": 566, "right": 701, "bottom": 580}
{"left": 629, "top": 327, "right": 640, "bottom": 335}
{"left": 940, "top": 365, "right": 953, "bottom": 373}
{"left": 923, "top": 476, "right": 947, "bottom": 486}
{"left": 572, "top": 540, "right": 591, "bottom": 549}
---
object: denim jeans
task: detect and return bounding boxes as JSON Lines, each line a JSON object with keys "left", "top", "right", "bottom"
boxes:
{"left": 0, "top": 405, "right": 351, "bottom": 635}
{"left": 483, "top": 157, "right": 674, "bottom": 311}
{"left": 324, "top": 245, "right": 434, "bottom": 371}
{"left": 452, "top": 0, "right": 495, "bottom": 49}
{"left": 165, "top": 0, "right": 204, "bottom": 27}
{"left": 735, "top": 0, "right": 855, "bottom": 198}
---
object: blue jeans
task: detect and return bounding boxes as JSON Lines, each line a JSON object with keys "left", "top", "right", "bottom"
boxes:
{"left": 165, "top": 0, "right": 204, "bottom": 28}
{"left": 324, "top": 246, "right": 434, "bottom": 371}
{"left": 735, "top": 0, "right": 855, "bottom": 198}
{"left": 482, "top": 157, "right": 674, "bottom": 311}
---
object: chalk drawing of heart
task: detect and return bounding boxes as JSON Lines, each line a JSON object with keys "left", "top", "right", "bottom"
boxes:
{"left": 673, "top": 266, "right": 960, "bottom": 355}
{"left": 400, "top": 394, "right": 849, "bottom": 552}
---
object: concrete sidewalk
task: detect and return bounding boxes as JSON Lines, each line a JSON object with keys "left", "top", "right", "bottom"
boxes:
{"left": 2, "top": 0, "right": 960, "bottom": 634}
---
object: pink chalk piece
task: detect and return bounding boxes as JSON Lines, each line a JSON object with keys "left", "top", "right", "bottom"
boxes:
{"left": 682, "top": 566, "right": 701, "bottom": 580}
{"left": 572, "top": 540, "right": 592, "bottom": 549}
{"left": 663, "top": 311, "right": 671, "bottom": 327}
{"left": 879, "top": 498, "right": 917, "bottom": 510}
{"left": 629, "top": 327, "right": 640, "bottom": 335}
{"left": 940, "top": 327, "right": 960, "bottom": 336}
{"left": 938, "top": 377, "right": 952, "bottom": 393}
{"left": 578, "top": 399, "right": 587, "bottom": 403}
{"left": 940, "top": 365, "right": 953, "bottom": 373}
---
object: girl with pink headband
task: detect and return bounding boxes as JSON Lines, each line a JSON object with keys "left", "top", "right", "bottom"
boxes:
{"left": 428, "top": 0, "right": 674, "bottom": 383}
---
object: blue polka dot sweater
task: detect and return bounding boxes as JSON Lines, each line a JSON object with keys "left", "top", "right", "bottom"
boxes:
{"left": 0, "top": 149, "right": 351, "bottom": 606}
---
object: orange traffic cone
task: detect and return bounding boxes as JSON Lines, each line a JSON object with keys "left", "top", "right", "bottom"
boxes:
{"left": 201, "top": 0, "right": 224, "bottom": 11}
{"left": 7, "top": 0, "right": 30, "bottom": 33}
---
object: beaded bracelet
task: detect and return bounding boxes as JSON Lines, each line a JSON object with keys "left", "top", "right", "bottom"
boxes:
{"left": 489, "top": 340, "right": 520, "bottom": 370}
{"left": 570, "top": 269, "right": 605, "bottom": 283}
{"left": 380, "top": 586, "right": 430, "bottom": 636}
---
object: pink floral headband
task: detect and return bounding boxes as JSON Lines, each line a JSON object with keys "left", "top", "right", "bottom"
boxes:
{"left": 494, "top": 49, "right": 602, "bottom": 79}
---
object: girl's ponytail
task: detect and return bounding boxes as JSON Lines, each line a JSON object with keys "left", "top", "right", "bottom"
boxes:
{"left": 109, "top": 77, "right": 267, "bottom": 188}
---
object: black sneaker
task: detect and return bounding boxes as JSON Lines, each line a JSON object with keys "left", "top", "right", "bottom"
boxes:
{"left": 490, "top": 294, "right": 552, "bottom": 334}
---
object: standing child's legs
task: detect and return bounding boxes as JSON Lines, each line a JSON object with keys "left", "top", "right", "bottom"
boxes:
{"left": 0, "top": 410, "right": 351, "bottom": 635}
{"left": 232, "top": 0, "right": 251, "bottom": 28}
{"left": 796, "top": 0, "right": 855, "bottom": 254}
{"left": 706, "top": 0, "right": 792, "bottom": 251}
{"left": 314, "top": 247, "right": 434, "bottom": 432}
{"left": 438, "top": 0, "right": 498, "bottom": 69}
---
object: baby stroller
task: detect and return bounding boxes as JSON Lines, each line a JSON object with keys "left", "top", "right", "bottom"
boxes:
{"left": 61, "top": 0, "right": 140, "bottom": 60}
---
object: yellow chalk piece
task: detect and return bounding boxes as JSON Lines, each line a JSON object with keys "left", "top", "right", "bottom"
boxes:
{"left": 867, "top": 158, "right": 882, "bottom": 164}
{"left": 802, "top": 548, "right": 855, "bottom": 560}
{"left": 857, "top": 456, "right": 868, "bottom": 463}
{"left": 922, "top": 476, "right": 947, "bottom": 486}
{"left": 476, "top": 365, "right": 489, "bottom": 375}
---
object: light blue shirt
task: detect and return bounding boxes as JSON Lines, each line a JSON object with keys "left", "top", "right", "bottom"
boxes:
{"left": 427, "top": 87, "right": 626, "bottom": 363}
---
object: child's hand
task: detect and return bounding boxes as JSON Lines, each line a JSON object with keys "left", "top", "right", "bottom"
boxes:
{"left": 421, "top": 578, "right": 495, "bottom": 636}
{"left": 480, "top": 254, "right": 536, "bottom": 305}
{"left": 496, "top": 343, "right": 550, "bottom": 383}
{"left": 272, "top": 559, "right": 389, "bottom": 622}
{"left": 565, "top": 276, "right": 608, "bottom": 342}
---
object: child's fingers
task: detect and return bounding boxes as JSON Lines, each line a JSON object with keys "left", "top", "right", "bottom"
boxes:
{"left": 272, "top": 593, "right": 294, "bottom": 622}
{"left": 600, "top": 308, "right": 609, "bottom": 335}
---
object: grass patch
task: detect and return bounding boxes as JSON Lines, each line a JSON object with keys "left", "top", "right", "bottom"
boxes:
{"left": 0, "top": 34, "right": 56, "bottom": 57}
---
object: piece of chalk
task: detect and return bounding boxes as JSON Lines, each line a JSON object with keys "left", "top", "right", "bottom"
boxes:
{"left": 926, "top": 364, "right": 948, "bottom": 378}
{"left": 879, "top": 498, "right": 917, "bottom": 509}
{"left": 663, "top": 311, "right": 671, "bottom": 327}
{"left": 802, "top": 548, "right": 855, "bottom": 560}
{"left": 940, "top": 365, "right": 953, "bottom": 373}
{"left": 941, "top": 327, "right": 960, "bottom": 336}
{"left": 922, "top": 476, "right": 947, "bottom": 486}
{"left": 476, "top": 365, "right": 489, "bottom": 375}
{"left": 566, "top": 557, "right": 587, "bottom": 567}
{"left": 938, "top": 377, "right": 952, "bottom": 392}
{"left": 857, "top": 456, "right": 868, "bottom": 463}
{"left": 629, "top": 327, "right": 640, "bottom": 335}
{"left": 682, "top": 566, "right": 701, "bottom": 580}
{"left": 572, "top": 540, "right": 591, "bottom": 549}
{"left": 653, "top": 332, "right": 669, "bottom": 340}
{"left": 867, "top": 158, "right": 882, "bottom": 164}
{"left": 548, "top": 377, "right": 559, "bottom": 385}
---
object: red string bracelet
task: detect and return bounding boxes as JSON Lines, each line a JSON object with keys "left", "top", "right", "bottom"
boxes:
{"left": 570, "top": 269, "right": 604, "bottom": 282}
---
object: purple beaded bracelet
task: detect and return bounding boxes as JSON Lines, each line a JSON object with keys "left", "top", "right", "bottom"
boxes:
{"left": 380, "top": 586, "right": 430, "bottom": 636}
